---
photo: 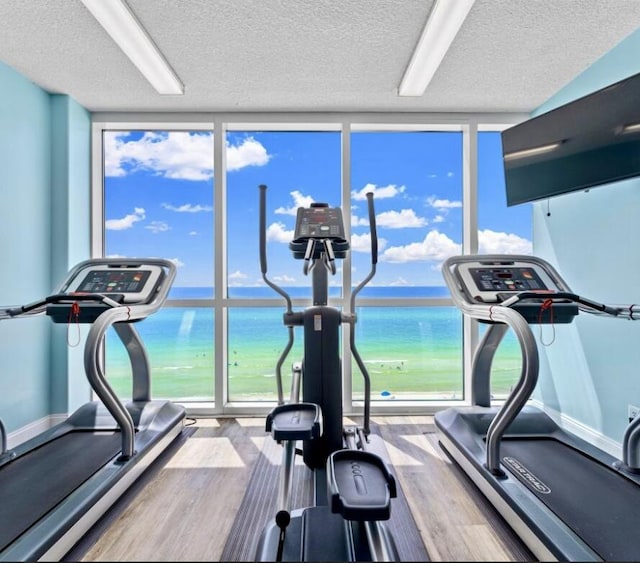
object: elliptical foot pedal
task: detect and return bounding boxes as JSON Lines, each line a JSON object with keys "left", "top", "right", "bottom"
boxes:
{"left": 327, "top": 449, "right": 397, "bottom": 521}
{"left": 266, "top": 402, "right": 322, "bottom": 441}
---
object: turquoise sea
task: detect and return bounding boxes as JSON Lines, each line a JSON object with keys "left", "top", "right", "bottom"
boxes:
{"left": 105, "top": 287, "right": 522, "bottom": 402}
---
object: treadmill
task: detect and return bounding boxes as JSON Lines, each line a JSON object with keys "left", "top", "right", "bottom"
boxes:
{"left": 0, "top": 258, "right": 186, "bottom": 562}
{"left": 435, "top": 254, "right": 640, "bottom": 561}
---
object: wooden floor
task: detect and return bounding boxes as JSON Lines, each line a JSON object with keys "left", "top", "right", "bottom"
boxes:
{"left": 65, "top": 416, "right": 534, "bottom": 562}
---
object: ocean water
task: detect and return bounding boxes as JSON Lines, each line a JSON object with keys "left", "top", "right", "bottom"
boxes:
{"left": 106, "top": 286, "right": 522, "bottom": 401}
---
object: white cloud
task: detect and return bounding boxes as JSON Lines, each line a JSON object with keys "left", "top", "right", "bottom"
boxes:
{"left": 352, "top": 183, "right": 406, "bottom": 200}
{"left": 275, "top": 190, "right": 315, "bottom": 216}
{"left": 104, "top": 132, "right": 270, "bottom": 180}
{"left": 226, "top": 136, "right": 271, "bottom": 171}
{"left": 350, "top": 232, "right": 387, "bottom": 253}
{"left": 389, "top": 277, "right": 410, "bottom": 286}
{"left": 479, "top": 229, "right": 532, "bottom": 255}
{"left": 162, "top": 203, "right": 213, "bottom": 213}
{"left": 104, "top": 131, "right": 214, "bottom": 180}
{"left": 375, "top": 209, "right": 427, "bottom": 229}
{"left": 380, "top": 230, "right": 461, "bottom": 263}
{"left": 229, "top": 270, "right": 248, "bottom": 280}
{"left": 145, "top": 221, "right": 170, "bottom": 234}
{"left": 274, "top": 274, "right": 296, "bottom": 283}
{"left": 432, "top": 215, "right": 445, "bottom": 223}
{"left": 169, "top": 258, "right": 185, "bottom": 268}
{"left": 105, "top": 207, "right": 145, "bottom": 230}
{"left": 351, "top": 214, "right": 369, "bottom": 227}
{"left": 267, "top": 221, "right": 294, "bottom": 243}
{"left": 427, "top": 196, "right": 462, "bottom": 210}
{"left": 189, "top": 231, "right": 198, "bottom": 236}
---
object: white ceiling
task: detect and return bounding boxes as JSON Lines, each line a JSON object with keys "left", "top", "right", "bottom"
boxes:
{"left": 0, "top": 0, "right": 639, "bottom": 114}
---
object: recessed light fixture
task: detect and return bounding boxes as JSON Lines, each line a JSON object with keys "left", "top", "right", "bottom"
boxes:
{"left": 81, "top": 0, "right": 184, "bottom": 95}
{"left": 398, "top": 0, "right": 476, "bottom": 97}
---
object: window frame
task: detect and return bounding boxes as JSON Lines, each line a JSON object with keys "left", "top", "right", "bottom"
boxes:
{"left": 91, "top": 112, "right": 528, "bottom": 417}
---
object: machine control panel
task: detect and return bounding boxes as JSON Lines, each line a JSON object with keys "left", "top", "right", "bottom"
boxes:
{"left": 469, "top": 266, "right": 548, "bottom": 295}
{"left": 64, "top": 264, "right": 164, "bottom": 304}
{"left": 453, "top": 260, "right": 561, "bottom": 304}
{"left": 452, "top": 259, "right": 578, "bottom": 324}
{"left": 290, "top": 203, "right": 349, "bottom": 260}
{"left": 293, "top": 203, "right": 346, "bottom": 240}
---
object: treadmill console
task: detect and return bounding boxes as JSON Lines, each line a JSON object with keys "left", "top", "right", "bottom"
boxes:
{"left": 46, "top": 263, "right": 165, "bottom": 324}
{"left": 64, "top": 264, "right": 164, "bottom": 304}
{"left": 290, "top": 203, "right": 349, "bottom": 259}
{"left": 467, "top": 266, "right": 550, "bottom": 300}
{"left": 453, "top": 259, "right": 578, "bottom": 324}
{"left": 454, "top": 261, "right": 559, "bottom": 304}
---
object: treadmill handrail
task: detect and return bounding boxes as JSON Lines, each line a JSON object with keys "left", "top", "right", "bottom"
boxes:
{"left": 443, "top": 253, "right": 640, "bottom": 473}
{"left": 443, "top": 255, "right": 543, "bottom": 473}
{"left": 79, "top": 258, "right": 176, "bottom": 458}
{"left": 84, "top": 305, "right": 138, "bottom": 459}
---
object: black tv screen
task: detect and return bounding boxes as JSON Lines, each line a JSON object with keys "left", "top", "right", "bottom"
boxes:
{"left": 502, "top": 71, "right": 640, "bottom": 206}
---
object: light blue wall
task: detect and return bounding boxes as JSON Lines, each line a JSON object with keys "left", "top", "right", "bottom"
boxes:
{"left": 0, "top": 61, "right": 91, "bottom": 432}
{"left": 49, "top": 95, "right": 92, "bottom": 414}
{"left": 531, "top": 29, "right": 640, "bottom": 442}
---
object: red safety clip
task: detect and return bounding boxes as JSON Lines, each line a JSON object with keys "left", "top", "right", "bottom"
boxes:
{"left": 538, "top": 298, "right": 555, "bottom": 345}
{"left": 67, "top": 301, "right": 81, "bottom": 347}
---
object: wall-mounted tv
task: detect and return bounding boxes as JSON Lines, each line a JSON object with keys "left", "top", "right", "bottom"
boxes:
{"left": 502, "top": 71, "right": 640, "bottom": 206}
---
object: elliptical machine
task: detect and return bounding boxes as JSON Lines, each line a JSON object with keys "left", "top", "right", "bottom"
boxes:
{"left": 255, "top": 185, "right": 399, "bottom": 562}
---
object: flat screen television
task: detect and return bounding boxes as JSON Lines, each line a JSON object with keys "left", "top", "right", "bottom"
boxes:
{"left": 501, "top": 71, "right": 640, "bottom": 206}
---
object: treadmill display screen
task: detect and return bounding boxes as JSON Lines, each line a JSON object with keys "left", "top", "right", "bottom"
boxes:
{"left": 469, "top": 267, "right": 549, "bottom": 293}
{"left": 76, "top": 270, "right": 152, "bottom": 294}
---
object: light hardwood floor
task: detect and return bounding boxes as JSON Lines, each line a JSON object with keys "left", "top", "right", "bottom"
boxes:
{"left": 66, "top": 416, "right": 533, "bottom": 562}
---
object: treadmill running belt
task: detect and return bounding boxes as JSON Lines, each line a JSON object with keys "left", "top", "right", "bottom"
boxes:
{"left": 501, "top": 438, "right": 640, "bottom": 561}
{"left": 0, "top": 431, "right": 123, "bottom": 552}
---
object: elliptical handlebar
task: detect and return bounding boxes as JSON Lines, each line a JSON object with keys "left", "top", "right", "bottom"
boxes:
{"left": 349, "top": 191, "right": 378, "bottom": 437}
{"left": 366, "top": 191, "right": 378, "bottom": 266}
{"left": 259, "top": 184, "right": 294, "bottom": 313}
{"left": 259, "top": 184, "right": 295, "bottom": 405}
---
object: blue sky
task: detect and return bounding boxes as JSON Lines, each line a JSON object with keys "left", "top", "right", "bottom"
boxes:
{"left": 104, "top": 129, "right": 531, "bottom": 288}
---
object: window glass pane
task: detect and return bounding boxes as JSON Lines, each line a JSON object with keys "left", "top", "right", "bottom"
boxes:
{"left": 227, "top": 307, "right": 304, "bottom": 402}
{"left": 477, "top": 130, "right": 532, "bottom": 398}
{"left": 349, "top": 131, "right": 463, "bottom": 401}
{"left": 477, "top": 131, "right": 532, "bottom": 255}
{"left": 103, "top": 130, "right": 215, "bottom": 403}
{"left": 352, "top": 306, "right": 463, "bottom": 401}
{"left": 351, "top": 131, "right": 463, "bottom": 296}
{"left": 105, "top": 307, "right": 214, "bottom": 401}
{"left": 226, "top": 131, "right": 342, "bottom": 299}
{"left": 103, "top": 130, "right": 214, "bottom": 298}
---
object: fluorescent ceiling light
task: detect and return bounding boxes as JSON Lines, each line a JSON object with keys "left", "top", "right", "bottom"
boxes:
{"left": 503, "top": 142, "right": 563, "bottom": 162}
{"left": 81, "top": 0, "right": 184, "bottom": 95}
{"left": 398, "top": 0, "right": 476, "bottom": 97}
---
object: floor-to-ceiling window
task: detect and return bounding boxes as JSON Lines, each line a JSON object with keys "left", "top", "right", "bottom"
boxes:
{"left": 350, "top": 128, "right": 464, "bottom": 401}
{"left": 92, "top": 116, "right": 528, "bottom": 415}
{"left": 225, "top": 129, "right": 341, "bottom": 402}
{"left": 101, "top": 129, "right": 215, "bottom": 402}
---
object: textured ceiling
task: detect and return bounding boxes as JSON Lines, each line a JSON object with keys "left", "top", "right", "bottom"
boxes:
{"left": 0, "top": 0, "right": 639, "bottom": 113}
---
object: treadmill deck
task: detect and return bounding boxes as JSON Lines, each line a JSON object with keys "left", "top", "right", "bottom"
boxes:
{"left": 435, "top": 406, "right": 640, "bottom": 561}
